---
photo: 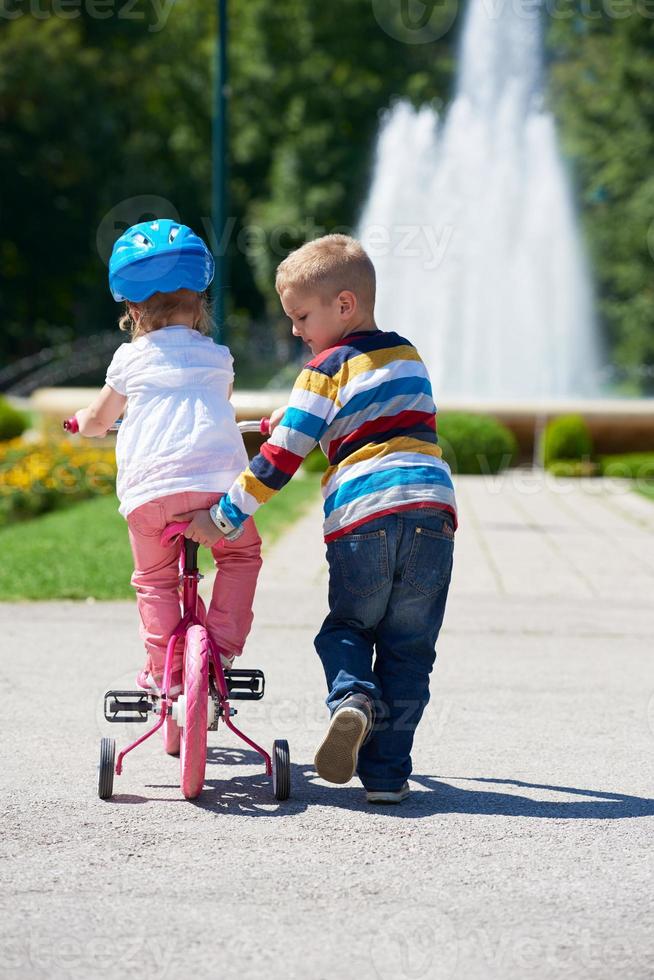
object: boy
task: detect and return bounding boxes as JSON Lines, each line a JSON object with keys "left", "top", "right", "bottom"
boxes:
{"left": 176, "top": 234, "right": 456, "bottom": 804}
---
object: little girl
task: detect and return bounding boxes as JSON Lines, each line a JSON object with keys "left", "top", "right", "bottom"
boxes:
{"left": 75, "top": 219, "right": 262, "bottom": 696}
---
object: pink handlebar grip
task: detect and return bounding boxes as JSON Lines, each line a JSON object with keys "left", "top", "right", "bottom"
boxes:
{"left": 260, "top": 417, "right": 271, "bottom": 436}
{"left": 63, "top": 417, "right": 79, "bottom": 434}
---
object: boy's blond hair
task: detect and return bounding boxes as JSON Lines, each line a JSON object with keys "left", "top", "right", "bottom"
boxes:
{"left": 275, "top": 234, "right": 376, "bottom": 313}
{"left": 119, "top": 288, "right": 213, "bottom": 340}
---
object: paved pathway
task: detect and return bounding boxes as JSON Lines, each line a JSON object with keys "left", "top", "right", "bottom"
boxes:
{"left": 1, "top": 475, "right": 653, "bottom": 980}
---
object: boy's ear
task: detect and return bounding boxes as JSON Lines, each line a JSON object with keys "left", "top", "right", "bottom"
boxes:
{"left": 338, "top": 290, "right": 357, "bottom": 317}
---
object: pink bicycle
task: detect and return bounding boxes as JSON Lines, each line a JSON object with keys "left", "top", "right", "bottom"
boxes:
{"left": 64, "top": 416, "right": 291, "bottom": 802}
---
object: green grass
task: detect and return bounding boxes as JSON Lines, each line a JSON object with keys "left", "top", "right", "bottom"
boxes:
{"left": 636, "top": 485, "right": 654, "bottom": 502}
{"left": 0, "top": 473, "right": 322, "bottom": 601}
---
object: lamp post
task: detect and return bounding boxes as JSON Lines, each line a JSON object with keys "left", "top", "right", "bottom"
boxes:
{"left": 212, "top": 0, "right": 229, "bottom": 343}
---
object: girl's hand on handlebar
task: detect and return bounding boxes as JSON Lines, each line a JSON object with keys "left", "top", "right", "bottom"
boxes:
{"left": 268, "top": 405, "right": 288, "bottom": 434}
{"left": 170, "top": 508, "right": 225, "bottom": 548}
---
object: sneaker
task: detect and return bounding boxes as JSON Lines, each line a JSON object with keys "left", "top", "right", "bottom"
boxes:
{"left": 366, "top": 782, "right": 410, "bottom": 805}
{"left": 136, "top": 668, "right": 183, "bottom": 698}
{"left": 314, "top": 693, "right": 373, "bottom": 784}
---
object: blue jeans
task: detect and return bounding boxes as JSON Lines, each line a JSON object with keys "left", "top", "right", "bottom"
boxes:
{"left": 314, "top": 507, "right": 455, "bottom": 792}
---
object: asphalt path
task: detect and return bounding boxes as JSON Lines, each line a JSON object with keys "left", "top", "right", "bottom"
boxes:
{"left": 1, "top": 474, "right": 653, "bottom": 980}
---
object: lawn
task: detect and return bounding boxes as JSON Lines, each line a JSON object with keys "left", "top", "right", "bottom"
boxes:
{"left": 0, "top": 473, "right": 322, "bottom": 601}
{"left": 636, "top": 485, "right": 654, "bottom": 502}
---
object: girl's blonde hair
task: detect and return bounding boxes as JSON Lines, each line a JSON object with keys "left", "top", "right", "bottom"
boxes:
{"left": 119, "top": 288, "right": 213, "bottom": 340}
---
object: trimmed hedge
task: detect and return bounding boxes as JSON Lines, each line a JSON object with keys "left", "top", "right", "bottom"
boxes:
{"left": 543, "top": 414, "right": 593, "bottom": 468}
{"left": 0, "top": 397, "right": 29, "bottom": 441}
{"left": 437, "top": 412, "right": 517, "bottom": 475}
{"left": 547, "top": 460, "right": 598, "bottom": 478}
{"left": 599, "top": 453, "right": 654, "bottom": 480}
{"left": 301, "top": 413, "right": 518, "bottom": 476}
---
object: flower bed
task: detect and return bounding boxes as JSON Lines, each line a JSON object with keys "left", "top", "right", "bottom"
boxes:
{"left": 0, "top": 437, "right": 117, "bottom": 526}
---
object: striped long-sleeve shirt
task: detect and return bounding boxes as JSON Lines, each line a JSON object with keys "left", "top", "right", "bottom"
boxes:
{"left": 220, "top": 329, "right": 457, "bottom": 541}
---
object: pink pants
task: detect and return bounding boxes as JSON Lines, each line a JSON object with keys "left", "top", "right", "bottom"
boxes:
{"left": 127, "top": 491, "right": 262, "bottom": 678}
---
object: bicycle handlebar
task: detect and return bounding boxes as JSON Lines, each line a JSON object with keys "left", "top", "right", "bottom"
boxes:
{"left": 63, "top": 417, "right": 271, "bottom": 436}
{"left": 238, "top": 418, "right": 271, "bottom": 435}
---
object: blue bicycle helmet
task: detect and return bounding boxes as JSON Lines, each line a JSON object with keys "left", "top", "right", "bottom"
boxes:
{"left": 108, "top": 219, "right": 215, "bottom": 302}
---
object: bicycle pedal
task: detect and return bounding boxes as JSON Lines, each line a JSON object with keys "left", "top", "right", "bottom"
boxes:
{"left": 104, "top": 690, "right": 153, "bottom": 723}
{"left": 224, "top": 669, "right": 265, "bottom": 701}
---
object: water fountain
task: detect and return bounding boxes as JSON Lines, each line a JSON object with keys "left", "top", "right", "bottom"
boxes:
{"left": 359, "top": 0, "right": 603, "bottom": 401}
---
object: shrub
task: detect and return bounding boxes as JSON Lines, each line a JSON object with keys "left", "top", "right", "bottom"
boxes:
{"left": 302, "top": 448, "right": 329, "bottom": 473}
{"left": 543, "top": 414, "right": 593, "bottom": 467}
{"left": 0, "top": 397, "right": 29, "bottom": 441}
{"left": 547, "top": 460, "right": 598, "bottom": 478}
{"left": 598, "top": 453, "right": 654, "bottom": 481}
{"left": 437, "top": 413, "right": 517, "bottom": 475}
{"left": 299, "top": 414, "right": 519, "bottom": 477}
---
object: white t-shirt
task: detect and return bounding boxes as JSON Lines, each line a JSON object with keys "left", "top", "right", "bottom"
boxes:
{"left": 105, "top": 325, "right": 248, "bottom": 518}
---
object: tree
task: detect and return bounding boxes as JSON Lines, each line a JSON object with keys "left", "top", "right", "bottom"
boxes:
{"left": 0, "top": 0, "right": 457, "bottom": 375}
{"left": 546, "top": 9, "right": 654, "bottom": 391}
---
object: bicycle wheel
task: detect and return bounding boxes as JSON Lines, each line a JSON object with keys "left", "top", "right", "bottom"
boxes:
{"left": 272, "top": 739, "right": 291, "bottom": 801}
{"left": 179, "top": 625, "right": 209, "bottom": 800}
{"left": 98, "top": 737, "right": 115, "bottom": 800}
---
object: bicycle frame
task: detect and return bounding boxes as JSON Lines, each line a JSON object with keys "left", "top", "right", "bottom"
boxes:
{"left": 115, "top": 522, "right": 272, "bottom": 777}
{"left": 64, "top": 413, "right": 277, "bottom": 785}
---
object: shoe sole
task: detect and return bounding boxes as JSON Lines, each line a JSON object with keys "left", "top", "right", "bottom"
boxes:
{"left": 314, "top": 707, "right": 369, "bottom": 784}
{"left": 366, "top": 787, "right": 410, "bottom": 805}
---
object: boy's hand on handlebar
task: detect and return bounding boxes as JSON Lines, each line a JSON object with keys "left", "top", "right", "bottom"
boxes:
{"left": 171, "top": 509, "right": 225, "bottom": 548}
{"left": 268, "top": 405, "right": 288, "bottom": 434}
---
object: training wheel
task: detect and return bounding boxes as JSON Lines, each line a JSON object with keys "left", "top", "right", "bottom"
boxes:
{"left": 271, "top": 739, "right": 291, "bottom": 801}
{"left": 98, "top": 737, "right": 115, "bottom": 800}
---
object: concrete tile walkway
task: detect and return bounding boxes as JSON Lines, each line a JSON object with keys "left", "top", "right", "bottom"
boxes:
{"left": 1, "top": 475, "right": 652, "bottom": 980}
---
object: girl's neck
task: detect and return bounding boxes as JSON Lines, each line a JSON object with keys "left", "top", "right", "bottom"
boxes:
{"left": 158, "top": 314, "right": 195, "bottom": 329}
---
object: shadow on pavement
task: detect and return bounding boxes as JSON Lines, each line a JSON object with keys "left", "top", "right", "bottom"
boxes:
{"left": 374, "top": 774, "right": 654, "bottom": 819}
{"left": 189, "top": 745, "right": 310, "bottom": 816}
{"left": 112, "top": 756, "right": 654, "bottom": 820}
{"left": 289, "top": 772, "right": 654, "bottom": 820}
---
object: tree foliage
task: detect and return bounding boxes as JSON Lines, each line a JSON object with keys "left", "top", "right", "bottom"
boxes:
{"left": 546, "top": 5, "right": 654, "bottom": 390}
{"left": 0, "top": 0, "right": 454, "bottom": 369}
{"left": 0, "top": 0, "right": 652, "bottom": 391}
